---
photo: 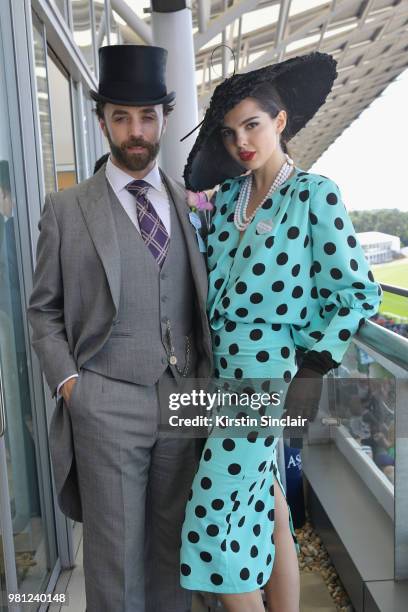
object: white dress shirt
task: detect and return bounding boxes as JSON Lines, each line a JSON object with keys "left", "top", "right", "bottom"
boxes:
{"left": 57, "top": 156, "right": 171, "bottom": 396}
{"left": 105, "top": 156, "right": 171, "bottom": 235}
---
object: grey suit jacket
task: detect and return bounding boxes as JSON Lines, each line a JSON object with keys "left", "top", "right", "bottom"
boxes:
{"left": 28, "top": 167, "right": 212, "bottom": 521}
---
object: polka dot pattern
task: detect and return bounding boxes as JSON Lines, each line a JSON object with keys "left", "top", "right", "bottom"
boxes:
{"left": 205, "top": 170, "right": 380, "bottom": 366}
{"left": 181, "top": 170, "right": 381, "bottom": 594}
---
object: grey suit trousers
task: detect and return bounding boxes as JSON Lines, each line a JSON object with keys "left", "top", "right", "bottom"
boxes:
{"left": 68, "top": 367, "right": 200, "bottom": 612}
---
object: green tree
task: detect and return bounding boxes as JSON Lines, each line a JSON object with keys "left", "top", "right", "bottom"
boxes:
{"left": 349, "top": 209, "right": 408, "bottom": 246}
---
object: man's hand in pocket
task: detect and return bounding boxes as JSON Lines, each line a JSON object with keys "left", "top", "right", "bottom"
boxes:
{"left": 61, "top": 378, "right": 77, "bottom": 405}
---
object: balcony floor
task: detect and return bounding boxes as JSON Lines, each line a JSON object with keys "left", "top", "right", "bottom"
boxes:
{"left": 48, "top": 526, "right": 336, "bottom": 611}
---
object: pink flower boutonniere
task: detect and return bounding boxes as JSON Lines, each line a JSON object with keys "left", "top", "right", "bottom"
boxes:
{"left": 186, "top": 190, "right": 214, "bottom": 253}
{"left": 186, "top": 190, "right": 214, "bottom": 212}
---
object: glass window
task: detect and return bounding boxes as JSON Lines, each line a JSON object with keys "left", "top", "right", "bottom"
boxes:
{"left": 0, "top": 29, "right": 53, "bottom": 599}
{"left": 70, "top": 0, "right": 94, "bottom": 72}
{"left": 32, "top": 15, "right": 56, "bottom": 195}
{"left": 47, "top": 52, "right": 78, "bottom": 190}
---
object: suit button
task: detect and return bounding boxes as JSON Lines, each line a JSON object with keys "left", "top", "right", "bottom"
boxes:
{"left": 161, "top": 273, "right": 167, "bottom": 280}
{"left": 161, "top": 295, "right": 168, "bottom": 303}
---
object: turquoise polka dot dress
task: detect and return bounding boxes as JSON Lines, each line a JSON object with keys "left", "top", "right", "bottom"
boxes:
{"left": 180, "top": 169, "right": 381, "bottom": 593}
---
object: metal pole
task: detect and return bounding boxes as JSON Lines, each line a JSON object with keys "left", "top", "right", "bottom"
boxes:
{"left": 96, "top": 8, "right": 106, "bottom": 49}
{"left": 104, "top": 0, "right": 111, "bottom": 45}
{"left": 221, "top": 0, "right": 228, "bottom": 77}
{"left": 151, "top": 1, "right": 198, "bottom": 182}
{"left": 200, "top": 54, "right": 209, "bottom": 96}
{"left": 236, "top": 16, "right": 243, "bottom": 71}
{"left": 111, "top": 0, "right": 153, "bottom": 44}
{"left": 197, "top": 0, "right": 210, "bottom": 33}
{"left": 89, "top": 0, "right": 98, "bottom": 77}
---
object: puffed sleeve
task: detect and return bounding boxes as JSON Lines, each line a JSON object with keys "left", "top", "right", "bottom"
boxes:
{"left": 293, "top": 178, "right": 382, "bottom": 366}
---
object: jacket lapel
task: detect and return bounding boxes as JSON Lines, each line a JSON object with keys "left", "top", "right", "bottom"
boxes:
{"left": 77, "top": 168, "right": 121, "bottom": 315}
{"left": 76, "top": 167, "right": 208, "bottom": 316}
{"left": 160, "top": 170, "right": 208, "bottom": 306}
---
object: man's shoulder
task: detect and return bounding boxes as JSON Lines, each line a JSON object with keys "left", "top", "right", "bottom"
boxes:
{"left": 46, "top": 170, "right": 105, "bottom": 207}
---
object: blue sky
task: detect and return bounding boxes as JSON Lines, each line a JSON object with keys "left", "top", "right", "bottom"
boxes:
{"left": 310, "top": 68, "right": 408, "bottom": 213}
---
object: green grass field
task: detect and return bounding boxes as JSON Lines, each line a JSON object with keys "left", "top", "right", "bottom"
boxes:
{"left": 372, "top": 260, "right": 408, "bottom": 320}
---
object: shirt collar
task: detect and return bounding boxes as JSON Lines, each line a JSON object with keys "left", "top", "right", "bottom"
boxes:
{"left": 105, "top": 156, "right": 163, "bottom": 194}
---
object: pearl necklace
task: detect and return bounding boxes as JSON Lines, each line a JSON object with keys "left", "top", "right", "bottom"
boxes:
{"left": 234, "top": 154, "right": 294, "bottom": 231}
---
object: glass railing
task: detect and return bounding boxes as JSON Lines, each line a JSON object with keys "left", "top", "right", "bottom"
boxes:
{"left": 332, "top": 283, "right": 407, "bottom": 505}
{"left": 304, "top": 310, "right": 408, "bottom": 586}
{"left": 307, "top": 314, "right": 408, "bottom": 576}
{"left": 313, "top": 317, "right": 407, "bottom": 513}
{"left": 371, "top": 283, "right": 408, "bottom": 339}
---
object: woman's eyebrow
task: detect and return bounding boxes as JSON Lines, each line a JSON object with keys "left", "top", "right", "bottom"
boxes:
{"left": 221, "top": 116, "right": 260, "bottom": 129}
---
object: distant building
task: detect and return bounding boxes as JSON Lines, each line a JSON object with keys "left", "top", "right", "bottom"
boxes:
{"left": 357, "top": 232, "right": 401, "bottom": 264}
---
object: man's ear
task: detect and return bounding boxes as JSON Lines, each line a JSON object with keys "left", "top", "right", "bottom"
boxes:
{"left": 99, "top": 117, "right": 108, "bottom": 138}
{"left": 162, "top": 114, "right": 168, "bottom": 135}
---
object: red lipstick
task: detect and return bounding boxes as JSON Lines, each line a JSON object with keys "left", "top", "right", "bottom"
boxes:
{"left": 239, "top": 150, "right": 255, "bottom": 161}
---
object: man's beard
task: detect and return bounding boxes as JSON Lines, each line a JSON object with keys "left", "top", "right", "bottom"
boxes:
{"left": 107, "top": 132, "right": 160, "bottom": 171}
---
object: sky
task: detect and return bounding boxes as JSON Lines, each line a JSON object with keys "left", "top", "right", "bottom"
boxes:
{"left": 310, "top": 67, "right": 408, "bottom": 213}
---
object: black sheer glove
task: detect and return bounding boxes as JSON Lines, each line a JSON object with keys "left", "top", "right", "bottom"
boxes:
{"left": 284, "top": 367, "right": 323, "bottom": 423}
{"left": 283, "top": 367, "right": 323, "bottom": 446}
{"left": 300, "top": 349, "right": 339, "bottom": 376}
{"left": 283, "top": 350, "right": 339, "bottom": 446}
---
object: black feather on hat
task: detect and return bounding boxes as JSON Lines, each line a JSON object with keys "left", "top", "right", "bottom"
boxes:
{"left": 184, "top": 52, "right": 337, "bottom": 191}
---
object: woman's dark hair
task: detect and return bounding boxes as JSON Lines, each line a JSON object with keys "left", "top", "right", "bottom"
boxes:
{"left": 94, "top": 100, "right": 175, "bottom": 120}
{"left": 249, "top": 82, "right": 291, "bottom": 155}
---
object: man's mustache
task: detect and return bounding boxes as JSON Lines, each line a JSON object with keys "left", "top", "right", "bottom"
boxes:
{"left": 122, "top": 138, "right": 154, "bottom": 152}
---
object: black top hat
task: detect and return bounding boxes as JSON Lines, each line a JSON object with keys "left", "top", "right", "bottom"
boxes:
{"left": 90, "top": 45, "right": 175, "bottom": 106}
{"left": 184, "top": 52, "right": 337, "bottom": 191}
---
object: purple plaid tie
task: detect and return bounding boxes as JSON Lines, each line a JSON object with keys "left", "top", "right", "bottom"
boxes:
{"left": 126, "top": 179, "right": 169, "bottom": 267}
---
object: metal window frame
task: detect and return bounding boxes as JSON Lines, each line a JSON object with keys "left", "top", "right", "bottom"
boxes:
{"left": 71, "top": 78, "right": 90, "bottom": 182}
{"left": 32, "top": 0, "right": 97, "bottom": 91}
{"left": 31, "top": 1, "right": 108, "bottom": 180}
{"left": 0, "top": 0, "right": 64, "bottom": 595}
{"left": 31, "top": 10, "right": 58, "bottom": 199}
{"left": 6, "top": 0, "right": 98, "bottom": 573}
{"left": 46, "top": 44, "right": 79, "bottom": 186}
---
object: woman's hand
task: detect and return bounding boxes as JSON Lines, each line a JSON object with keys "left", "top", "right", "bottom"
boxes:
{"left": 283, "top": 367, "right": 323, "bottom": 441}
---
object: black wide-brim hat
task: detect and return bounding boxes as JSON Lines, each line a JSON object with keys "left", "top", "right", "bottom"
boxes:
{"left": 90, "top": 45, "right": 175, "bottom": 106}
{"left": 184, "top": 52, "right": 337, "bottom": 191}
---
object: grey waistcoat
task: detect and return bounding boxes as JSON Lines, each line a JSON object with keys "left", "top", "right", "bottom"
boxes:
{"left": 84, "top": 186, "right": 195, "bottom": 385}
